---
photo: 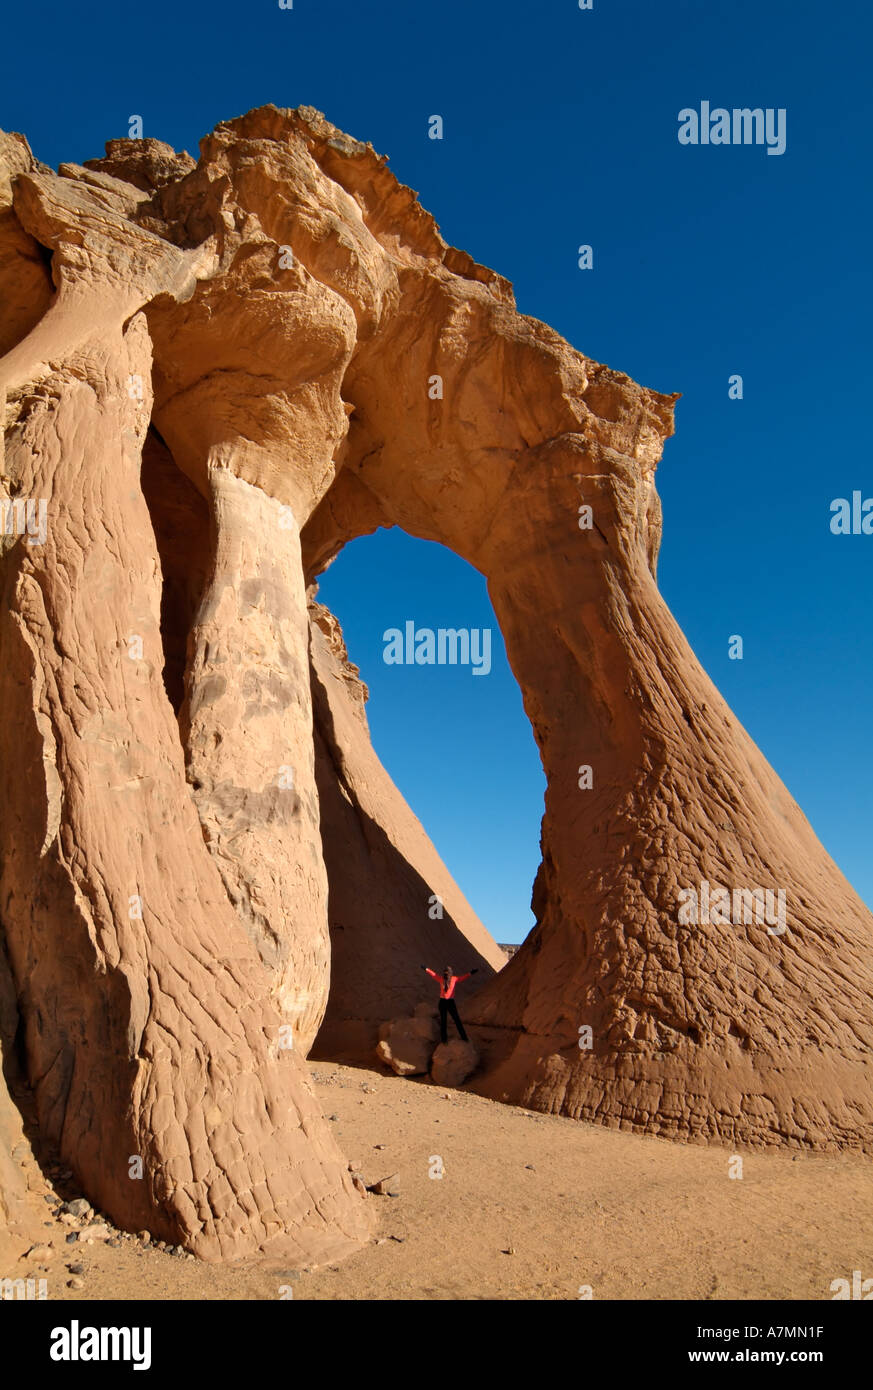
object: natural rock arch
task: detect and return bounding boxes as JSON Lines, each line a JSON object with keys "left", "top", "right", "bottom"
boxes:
{"left": 302, "top": 341, "right": 873, "bottom": 1149}
{"left": 0, "top": 103, "right": 871, "bottom": 1265}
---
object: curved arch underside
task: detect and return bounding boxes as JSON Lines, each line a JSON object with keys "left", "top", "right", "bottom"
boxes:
{"left": 0, "top": 107, "right": 870, "bottom": 1262}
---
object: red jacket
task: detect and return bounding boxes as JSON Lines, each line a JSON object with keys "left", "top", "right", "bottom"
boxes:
{"left": 426, "top": 968, "right": 471, "bottom": 1000}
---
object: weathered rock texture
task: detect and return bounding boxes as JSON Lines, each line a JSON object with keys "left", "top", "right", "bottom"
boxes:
{"left": 0, "top": 120, "right": 370, "bottom": 1263}
{"left": 0, "top": 104, "right": 871, "bottom": 1259}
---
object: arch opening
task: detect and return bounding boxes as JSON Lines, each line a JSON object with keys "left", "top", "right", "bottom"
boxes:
{"left": 140, "top": 425, "right": 212, "bottom": 718}
{"left": 307, "top": 526, "right": 545, "bottom": 1060}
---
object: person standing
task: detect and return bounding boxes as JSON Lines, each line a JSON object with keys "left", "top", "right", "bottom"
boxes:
{"left": 421, "top": 964, "right": 478, "bottom": 1043}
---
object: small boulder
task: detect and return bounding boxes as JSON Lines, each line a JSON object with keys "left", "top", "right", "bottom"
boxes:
{"left": 24, "top": 1243, "right": 53, "bottom": 1262}
{"left": 61, "top": 1198, "right": 91, "bottom": 1219}
{"left": 430, "top": 1039, "right": 480, "bottom": 1087}
{"left": 79, "top": 1223, "right": 110, "bottom": 1242}
{"left": 375, "top": 1013, "right": 439, "bottom": 1076}
{"left": 369, "top": 1174, "right": 400, "bottom": 1196}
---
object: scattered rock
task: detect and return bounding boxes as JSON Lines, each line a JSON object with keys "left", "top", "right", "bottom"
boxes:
{"left": 65, "top": 1233, "right": 78, "bottom": 1245}
{"left": 62, "top": 1198, "right": 91, "bottom": 1218}
{"left": 137, "top": 1231, "right": 151, "bottom": 1245}
{"left": 369, "top": 1174, "right": 400, "bottom": 1197}
{"left": 24, "top": 1243, "right": 53, "bottom": 1261}
{"left": 67, "top": 1263, "right": 84, "bottom": 1275}
{"left": 80, "top": 1223, "right": 110, "bottom": 1241}
{"left": 67, "top": 1277, "right": 84, "bottom": 1290}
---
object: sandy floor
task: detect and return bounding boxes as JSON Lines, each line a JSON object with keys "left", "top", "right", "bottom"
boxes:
{"left": 3, "top": 1060, "right": 871, "bottom": 1301}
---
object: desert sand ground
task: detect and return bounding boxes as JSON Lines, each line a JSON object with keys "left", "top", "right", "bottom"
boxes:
{"left": 3, "top": 1059, "right": 871, "bottom": 1302}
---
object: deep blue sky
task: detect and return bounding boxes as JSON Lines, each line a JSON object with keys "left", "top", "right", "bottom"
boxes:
{"left": 4, "top": 1, "right": 871, "bottom": 941}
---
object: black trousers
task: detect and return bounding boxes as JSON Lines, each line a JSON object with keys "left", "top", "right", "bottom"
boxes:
{"left": 439, "top": 998, "right": 468, "bottom": 1044}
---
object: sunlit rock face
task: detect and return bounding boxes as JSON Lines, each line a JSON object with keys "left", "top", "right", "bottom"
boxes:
{"left": 0, "top": 104, "right": 871, "bottom": 1261}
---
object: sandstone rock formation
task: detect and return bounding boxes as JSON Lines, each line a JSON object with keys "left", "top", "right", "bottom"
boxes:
{"left": 0, "top": 119, "right": 371, "bottom": 1263}
{"left": 0, "top": 102, "right": 871, "bottom": 1263}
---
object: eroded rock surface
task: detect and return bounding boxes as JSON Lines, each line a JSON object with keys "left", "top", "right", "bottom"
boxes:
{"left": 0, "top": 123, "right": 369, "bottom": 1263}
{"left": 0, "top": 102, "right": 871, "bottom": 1264}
